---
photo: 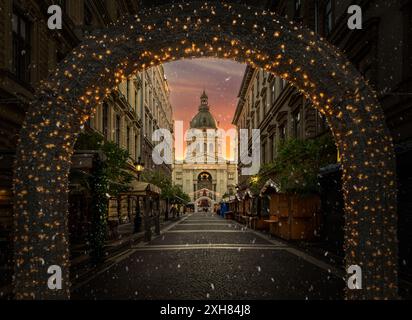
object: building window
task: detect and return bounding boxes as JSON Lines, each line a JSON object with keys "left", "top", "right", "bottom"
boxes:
{"left": 145, "top": 82, "right": 148, "bottom": 103}
{"left": 271, "top": 134, "right": 276, "bottom": 161}
{"left": 281, "top": 78, "right": 287, "bottom": 90}
{"left": 126, "top": 79, "right": 130, "bottom": 102}
{"left": 279, "top": 123, "right": 287, "bottom": 143}
{"left": 293, "top": 110, "right": 302, "bottom": 138}
{"left": 115, "top": 115, "right": 121, "bottom": 146}
{"left": 84, "top": 3, "right": 93, "bottom": 26}
{"left": 295, "top": 0, "right": 302, "bottom": 17}
{"left": 262, "top": 142, "right": 266, "bottom": 164}
{"left": 324, "top": 0, "right": 333, "bottom": 36}
{"left": 135, "top": 134, "right": 139, "bottom": 160}
{"left": 314, "top": 0, "right": 320, "bottom": 33}
{"left": 12, "top": 9, "right": 31, "bottom": 83}
{"left": 126, "top": 126, "right": 130, "bottom": 152}
{"left": 102, "top": 102, "right": 109, "bottom": 139}
{"left": 271, "top": 82, "right": 276, "bottom": 104}
{"left": 134, "top": 89, "right": 139, "bottom": 115}
{"left": 256, "top": 73, "right": 260, "bottom": 97}
{"left": 263, "top": 95, "right": 268, "bottom": 114}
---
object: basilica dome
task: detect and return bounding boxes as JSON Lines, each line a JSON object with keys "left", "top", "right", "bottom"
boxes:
{"left": 190, "top": 90, "right": 218, "bottom": 129}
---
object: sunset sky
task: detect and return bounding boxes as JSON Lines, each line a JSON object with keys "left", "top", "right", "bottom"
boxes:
{"left": 164, "top": 58, "right": 246, "bottom": 133}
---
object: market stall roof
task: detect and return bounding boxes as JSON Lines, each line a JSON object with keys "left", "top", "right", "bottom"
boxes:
{"left": 121, "top": 181, "right": 161, "bottom": 196}
{"left": 172, "top": 195, "right": 189, "bottom": 205}
{"left": 260, "top": 179, "right": 281, "bottom": 196}
{"left": 242, "top": 189, "right": 254, "bottom": 200}
{"left": 222, "top": 195, "right": 237, "bottom": 203}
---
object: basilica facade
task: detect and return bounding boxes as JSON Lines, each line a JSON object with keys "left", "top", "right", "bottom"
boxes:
{"left": 172, "top": 91, "right": 238, "bottom": 210}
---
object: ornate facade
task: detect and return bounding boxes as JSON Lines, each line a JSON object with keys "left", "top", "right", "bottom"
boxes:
{"left": 88, "top": 65, "right": 173, "bottom": 177}
{"left": 173, "top": 91, "right": 238, "bottom": 209}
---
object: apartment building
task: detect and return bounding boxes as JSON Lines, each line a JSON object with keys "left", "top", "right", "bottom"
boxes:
{"left": 233, "top": 67, "right": 327, "bottom": 182}
{"left": 87, "top": 65, "right": 173, "bottom": 178}
{"left": 140, "top": 66, "right": 174, "bottom": 176}
{"left": 0, "top": 0, "right": 145, "bottom": 286}
{"left": 234, "top": 0, "right": 412, "bottom": 277}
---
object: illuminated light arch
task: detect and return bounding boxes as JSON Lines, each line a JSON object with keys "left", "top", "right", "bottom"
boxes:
{"left": 196, "top": 196, "right": 215, "bottom": 203}
{"left": 13, "top": 1, "right": 397, "bottom": 299}
{"left": 195, "top": 196, "right": 215, "bottom": 211}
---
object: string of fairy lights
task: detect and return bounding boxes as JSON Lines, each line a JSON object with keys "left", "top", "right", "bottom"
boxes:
{"left": 13, "top": 1, "right": 397, "bottom": 300}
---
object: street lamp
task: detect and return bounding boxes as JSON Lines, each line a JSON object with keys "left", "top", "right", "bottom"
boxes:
{"left": 134, "top": 157, "right": 145, "bottom": 181}
{"left": 134, "top": 157, "right": 145, "bottom": 234}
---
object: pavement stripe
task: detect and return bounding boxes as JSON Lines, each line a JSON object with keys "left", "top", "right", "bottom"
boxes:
{"left": 179, "top": 223, "right": 233, "bottom": 226}
{"left": 131, "top": 244, "right": 285, "bottom": 251}
{"left": 225, "top": 220, "right": 343, "bottom": 277}
{"left": 165, "top": 230, "right": 249, "bottom": 233}
{"left": 71, "top": 216, "right": 191, "bottom": 291}
{"left": 171, "top": 217, "right": 343, "bottom": 278}
{"left": 183, "top": 220, "right": 225, "bottom": 223}
{"left": 284, "top": 247, "right": 344, "bottom": 278}
{"left": 160, "top": 216, "right": 189, "bottom": 234}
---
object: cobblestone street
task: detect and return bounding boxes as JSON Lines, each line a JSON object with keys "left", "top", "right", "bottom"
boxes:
{"left": 73, "top": 213, "right": 344, "bottom": 300}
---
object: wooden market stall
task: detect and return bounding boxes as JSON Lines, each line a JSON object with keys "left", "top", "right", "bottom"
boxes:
{"left": 240, "top": 189, "right": 258, "bottom": 229}
{"left": 226, "top": 195, "right": 239, "bottom": 220}
{"left": 234, "top": 192, "right": 243, "bottom": 222}
{"left": 219, "top": 195, "right": 236, "bottom": 220}
{"left": 260, "top": 179, "right": 321, "bottom": 241}
{"left": 260, "top": 179, "right": 281, "bottom": 235}
{"left": 117, "top": 181, "right": 162, "bottom": 241}
{"left": 286, "top": 194, "right": 321, "bottom": 240}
